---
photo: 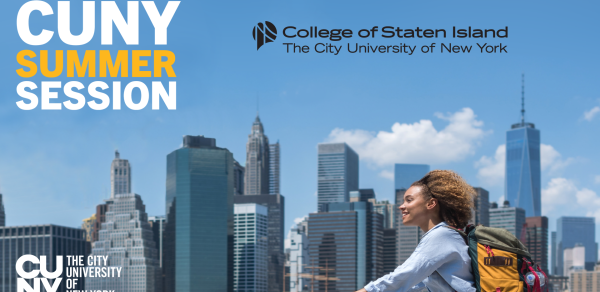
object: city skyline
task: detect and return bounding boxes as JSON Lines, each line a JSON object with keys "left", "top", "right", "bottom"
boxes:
{"left": 1, "top": 106, "right": 599, "bottom": 248}
{"left": 0, "top": 1, "right": 599, "bottom": 259}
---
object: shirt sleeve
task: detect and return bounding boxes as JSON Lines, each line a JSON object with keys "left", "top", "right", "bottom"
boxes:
{"left": 363, "top": 227, "right": 462, "bottom": 292}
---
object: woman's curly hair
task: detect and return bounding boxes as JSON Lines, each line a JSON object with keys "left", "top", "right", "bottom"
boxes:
{"left": 411, "top": 170, "right": 477, "bottom": 229}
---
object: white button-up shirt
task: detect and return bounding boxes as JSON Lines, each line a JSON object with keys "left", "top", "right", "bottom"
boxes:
{"left": 364, "top": 222, "right": 476, "bottom": 292}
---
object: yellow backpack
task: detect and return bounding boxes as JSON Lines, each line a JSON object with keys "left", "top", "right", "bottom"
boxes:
{"left": 446, "top": 225, "right": 547, "bottom": 292}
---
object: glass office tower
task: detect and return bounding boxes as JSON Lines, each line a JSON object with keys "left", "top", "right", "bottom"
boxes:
{"left": 0, "top": 194, "right": 4, "bottom": 227}
{"left": 524, "top": 216, "right": 549, "bottom": 273}
{"left": 394, "top": 164, "right": 430, "bottom": 191}
{"left": 505, "top": 82, "right": 541, "bottom": 217}
{"left": 269, "top": 142, "right": 280, "bottom": 195}
{"left": 505, "top": 122, "right": 541, "bottom": 217}
{"left": 551, "top": 231, "right": 557, "bottom": 275}
{"left": 234, "top": 203, "right": 269, "bottom": 292}
{"left": 149, "top": 216, "right": 166, "bottom": 292}
{"left": 164, "top": 135, "right": 234, "bottom": 292}
{"left": 473, "top": 187, "right": 490, "bottom": 227}
{"left": 317, "top": 143, "right": 359, "bottom": 212}
{"left": 489, "top": 201, "right": 526, "bottom": 237}
{"left": 556, "top": 217, "right": 597, "bottom": 275}
{"left": 308, "top": 201, "right": 383, "bottom": 291}
{"left": 0, "top": 225, "right": 88, "bottom": 292}
{"left": 233, "top": 194, "right": 285, "bottom": 292}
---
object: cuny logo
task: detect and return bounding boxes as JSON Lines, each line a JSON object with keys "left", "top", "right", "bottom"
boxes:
{"left": 16, "top": 255, "right": 63, "bottom": 292}
{"left": 252, "top": 21, "right": 277, "bottom": 50}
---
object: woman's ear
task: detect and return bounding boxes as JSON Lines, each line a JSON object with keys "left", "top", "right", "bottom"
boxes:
{"left": 426, "top": 198, "right": 438, "bottom": 210}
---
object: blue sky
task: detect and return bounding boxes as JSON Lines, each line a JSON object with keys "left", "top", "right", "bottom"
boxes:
{"left": 0, "top": 0, "right": 599, "bottom": 258}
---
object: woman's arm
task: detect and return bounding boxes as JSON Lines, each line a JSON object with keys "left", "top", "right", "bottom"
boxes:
{"left": 357, "top": 282, "right": 426, "bottom": 292}
{"left": 362, "top": 227, "right": 461, "bottom": 292}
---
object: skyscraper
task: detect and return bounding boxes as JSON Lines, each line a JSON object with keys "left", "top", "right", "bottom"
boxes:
{"left": 234, "top": 160, "right": 245, "bottom": 196}
{"left": 489, "top": 201, "right": 525, "bottom": 237}
{"left": 524, "top": 216, "right": 549, "bottom": 273}
{"left": 269, "top": 142, "right": 280, "bottom": 195}
{"left": 350, "top": 189, "right": 376, "bottom": 203}
{"left": 563, "top": 245, "right": 585, "bottom": 275}
{"left": 234, "top": 194, "right": 285, "bottom": 292}
{"left": 505, "top": 77, "right": 541, "bottom": 217}
{"left": 317, "top": 143, "right": 359, "bottom": 212}
{"left": 164, "top": 135, "right": 234, "bottom": 292}
{"left": 551, "top": 231, "right": 557, "bottom": 275}
{"left": 382, "top": 228, "right": 397, "bottom": 275}
{"left": 370, "top": 199, "right": 396, "bottom": 229}
{"left": 81, "top": 214, "right": 96, "bottom": 242}
{"left": 91, "top": 203, "right": 108, "bottom": 242}
{"left": 86, "top": 193, "right": 162, "bottom": 292}
{"left": 308, "top": 201, "right": 383, "bottom": 291}
{"left": 394, "top": 164, "right": 430, "bottom": 266}
{"left": 149, "top": 216, "right": 166, "bottom": 292}
{"left": 394, "top": 164, "right": 430, "bottom": 191}
{"left": 569, "top": 267, "right": 600, "bottom": 292}
{"left": 0, "top": 194, "right": 4, "bottom": 227}
{"left": 556, "top": 217, "right": 597, "bottom": 275}
{"left": 245, "top": 116, "right": 270, "bottom": 195}
{"left": 234, "top": 204, "right": 269, "bottom": 292}
{"left": 369, "top": 199, "right": 397, "bottom": 274}
{"left": 473, "top": 187, "right": 490, "bottom": 226}
{"left": 285, "top": 217, "right": 309, "bottom": 292}
{"left": 0, "top": 225, "right": 88, "bottom": 292}
{"left": 111, "top": 150, "right": 131, "bottom": 198}
{"left": 149, "top": 216, "right": 165, "bottom": 268}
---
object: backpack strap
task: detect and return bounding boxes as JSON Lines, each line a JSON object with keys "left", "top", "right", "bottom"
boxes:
{"left": 443, "top": 225, "right": 468, "bottom": 245}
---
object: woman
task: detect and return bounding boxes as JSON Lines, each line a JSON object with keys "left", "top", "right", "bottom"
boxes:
{"left": 357, "top": 170, "right": 477, "bottom": 292}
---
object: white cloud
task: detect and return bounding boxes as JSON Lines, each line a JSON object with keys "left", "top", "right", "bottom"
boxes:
{"left": 326, "top": 108, "right": 488, "bottom": 166}
{"left": 542, "top": 178, "right": 600, "bottom": 222}
{"left": 497, "top": 195, "right": 505, "bottom": 204}
{"left": 379, "top": 170, "right": 394, "bottom": 181}
{"left": 294, "top": 216, "right": 308, "bottom": 225}
{"left": 474, "top": 143, "right": 572, "bottom": 186}
{"left": 475, "top": 145, "right": 505, "bottom": 186}
{"left": 542, "top": 178, "right": 577, "bottom": 213}
{"left": 541, "top": 144, "right": 573, "bottom": 173}
{"left": 583, "top": 106, "right": 600, "bottom": 121}
{"left": 594, "top": 175, "right": 600, "bottom": 184}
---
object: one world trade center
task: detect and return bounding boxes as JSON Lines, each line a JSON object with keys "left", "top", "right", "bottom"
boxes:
{"left": 505, "top": 76, "right": 541, "bottom": 217}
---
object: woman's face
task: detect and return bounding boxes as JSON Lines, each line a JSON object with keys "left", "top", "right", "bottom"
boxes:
{"left": 399, "top": 186, "right": 431, "bottom": 226}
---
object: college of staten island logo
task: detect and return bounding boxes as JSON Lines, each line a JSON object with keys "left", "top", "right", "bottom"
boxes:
{"left": 253, "top": 21, "right": 277, "bottom": 50}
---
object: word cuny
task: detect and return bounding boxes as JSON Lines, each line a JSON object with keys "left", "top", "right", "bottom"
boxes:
{"left": 17, "top": 1, "right": 180, "bottom": 46}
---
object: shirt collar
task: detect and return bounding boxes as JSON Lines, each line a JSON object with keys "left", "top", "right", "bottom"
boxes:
{"left": 421, "top": 221, "right": 448, "bottom": 240}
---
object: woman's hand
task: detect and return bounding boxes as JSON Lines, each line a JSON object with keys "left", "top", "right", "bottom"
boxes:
{"left": 355, "top": 289, "right": 368, "bottom": 292}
